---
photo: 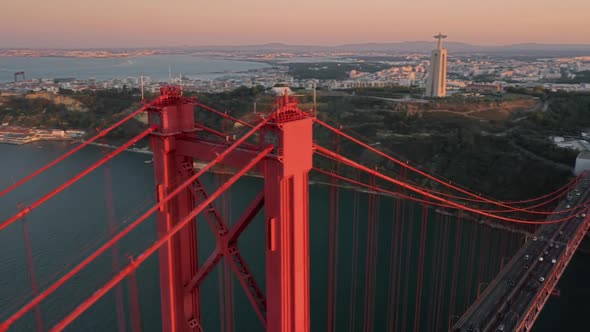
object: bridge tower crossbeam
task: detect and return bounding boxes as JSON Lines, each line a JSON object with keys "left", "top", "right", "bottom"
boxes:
{"left": 148, "top": 87, "right": 314, "bottom": 332}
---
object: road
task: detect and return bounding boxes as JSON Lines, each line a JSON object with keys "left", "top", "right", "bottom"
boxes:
{"left": 453, "top": 175, "right": 590, "bottom": 331}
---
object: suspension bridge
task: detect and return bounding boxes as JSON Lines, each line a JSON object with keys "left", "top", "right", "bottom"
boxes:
{"left": 0, "top": 85, "right": 589, "bottom": 332}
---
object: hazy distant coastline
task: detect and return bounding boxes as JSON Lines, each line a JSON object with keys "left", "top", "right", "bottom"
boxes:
{"left": 3, "top": 41, "right": 590, "bottom": 58}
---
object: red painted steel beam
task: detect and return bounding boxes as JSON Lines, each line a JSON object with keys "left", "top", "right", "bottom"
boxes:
{"left": 48, "top": 146, "right": 273, "bottom": 332}
{"left": 128, "top": 269, "right": 142, "bottom": 332}
{"left": 194, "top": 123, "right": 229, "bottom": 139}
{"left": 187, "top": 184, "right": 266, "bottom": 326}
{"left": 314, "top": 145, "right": 588, "bottom": 225}
{"left": 0, "top": 102, "right": 154, "bottom": 199}
{"left": 176, "top": 138, "right": 262, "bottom": 173}
{"left": 185, "top": 192, "right": 262, "bottom": 291}
{"left": 264, "top": 116, "right": 314, "bottom": 332}
{"left": 185, "top": 248, "right": 223, "bottom": 291}
{"left": 226, "top": 191, "right": 264, "bottom": 244}
{"left": 0, "top": 119, "right": 268, "bottom": 331}
{"left": 0, "top": 127, "right": 156, "bottom": 232}
{"left": 226, "top": 249, "right": 267, "bottom": 327}
{"left": 21, "top": 217, "right": 43, "bottom": 332}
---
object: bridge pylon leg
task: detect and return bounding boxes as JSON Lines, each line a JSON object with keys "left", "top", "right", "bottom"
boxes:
{"left": 262, "top": 96, "right": 314, "bottom": 332}
{"left": 149, "top": 86, "right": 201, "bottom": 332}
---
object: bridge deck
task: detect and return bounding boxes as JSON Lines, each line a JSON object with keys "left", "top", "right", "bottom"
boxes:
{"left": 452, "top": 175, "right": 590, "bottom": 332}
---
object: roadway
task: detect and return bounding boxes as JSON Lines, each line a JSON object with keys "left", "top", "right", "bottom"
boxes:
{"left": 452, "top": 175, "right": 590, "bottom": 331}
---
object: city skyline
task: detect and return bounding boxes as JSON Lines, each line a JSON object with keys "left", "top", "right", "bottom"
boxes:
{"left": 1, "top": 0, "right": 590, "bottom": 48}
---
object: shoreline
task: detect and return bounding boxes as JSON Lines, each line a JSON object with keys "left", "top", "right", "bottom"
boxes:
{"left": 0, "top": 137, "right": 72, "bottom": 145}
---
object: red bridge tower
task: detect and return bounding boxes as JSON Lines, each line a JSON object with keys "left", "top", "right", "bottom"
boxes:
{"left": 148, "top": 87, "right": 314, "bottom": 332}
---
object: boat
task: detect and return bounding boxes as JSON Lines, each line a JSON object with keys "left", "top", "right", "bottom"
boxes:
{"left": 144, "top": 159, "right": 153, "bottom": 164}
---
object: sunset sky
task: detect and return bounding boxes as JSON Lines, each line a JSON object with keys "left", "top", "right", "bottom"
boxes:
{"left": 1, "top": 0, "right": 589, "bottom": 48}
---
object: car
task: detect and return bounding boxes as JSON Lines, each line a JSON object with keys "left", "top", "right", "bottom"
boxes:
{"left": 497, "top": 324, "right": 505, "bottom": 331}
{"left": 524, "top": 254, "right": 530, "bottom": 260}
{"left": 549, "top": 242, "right": 554, "bottom": 247}
{"left": 551, "top": 258, "right": 557, "bottom": 264}
{"left": 566, "top": 205, "right": 571, "bottom": 209}
{"left": 560, "top": 231, "right": 564, "bottom": 235}
{"left": 555, "top": 244, "right": 560, "bottom": 249}
{"left": 539, "top": 276, "right": 545, "bottom": 282}
{"left": 582, "top": 213, "right": 587, "bottom": 218}
{"left": 524, "top": 263, "right": 529, "bottom": 269}
{"left": 544, "top": 250, "right": 549, "bottom": 255}
{"left": 539, "top": 257, "right": 544, "bottom": 262}
{"left": 533, "top": 237, "right": 538, "bottom": 241}
{"left": 577, "top": 192, "right": 581, "bottom": 196}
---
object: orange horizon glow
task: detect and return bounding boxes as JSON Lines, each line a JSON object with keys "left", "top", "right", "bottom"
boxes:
{"left": 1, "top": 0, "right": 589, "bottom": 48}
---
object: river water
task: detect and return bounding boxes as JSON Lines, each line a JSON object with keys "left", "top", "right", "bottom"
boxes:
{"left": 0, "top": 55, "right": 270, "bottom": 83}
{"left": 0, "top": 141, "right": 587, "bottom": 331}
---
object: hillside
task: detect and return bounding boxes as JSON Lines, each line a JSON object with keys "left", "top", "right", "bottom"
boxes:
{"left": 1, "top": 87, "right": 587, "bottom": 200}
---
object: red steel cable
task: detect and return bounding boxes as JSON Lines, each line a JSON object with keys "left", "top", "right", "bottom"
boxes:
{"left": 218, "top": 260, "right": 226, "bottom": 332}
{"left": 435, "top": 214, "right": 450, "bottom": 330}
{"left": 327, "top": 163, "right": 337, "bottom": 332}
{"left": 393, "top": 177, "right": 579, "bottom": 215}
{"left": 426, "top": 212, "right": 441, "bottom": 332}
{"left": 400, "top": 201, "right": 415, "bottom": 332}
{"left": 413, "top": 206, "right": 428, "bottom": 332}
{"left": 195, "top": 102, "right": 254, "bottom": 128}
{"left": 365, "top": 181, "right": 380, "bottom": 332}
{"left": 0, "top": 127, "right": 156, "bottom": 232}
{"left": 315, "top": 145, "right": 589, "bottom": 225}
{"left": 128, "top": 268, "right": 142, "bottom": 332}
{"left": 394, "top": 195, "right": 407, "bottom": 332}
{"left": 362, "top": 182, "right": 375, "bottom": 332}
{"left": 331, "top": 186, "right": 340, "bottom": 332}
{"left": 314, "top": 164, "right": 586, "bottom": 221}
{"left": 448, "top": 212, "right": 463, "bottom": 321}
{"left": 464, "top": 225, "right": 479, "bottom": 309}
{"left": 329, "top": 134, "right": 342, "bottom": 332}
{"left": 316, "top": 118, "right": 582, "bottom": 206}
{"left": 348, "top": 173, "right": 361, "bottom": 332}
{"left": 0, "top": 102, "right": 154, "bottom": 199}
{"left": 20, "top": 216, "right": 43, "bottom": 332}
{"left": 317, "top": 158, "right": 576, "bottom": 218}
{"left": 315, "top": 120, "right": 582, "bottom": 212}
{"left": 386, "top": 198, "right": 401, "bottom": 332}
{"left": 0, "top": 120, "right": 270, "bottom": 330}
{"left": 48, "top": 146, "right": 272, "bottom": 332}
{"left": 394, "top": 174, "right": 576, "bottom": 214}
{"left": 215, "top": 176, "right": 226, "bottom": 332}
{"left": 102, "top": 144, "right": 126, "bottom": 332}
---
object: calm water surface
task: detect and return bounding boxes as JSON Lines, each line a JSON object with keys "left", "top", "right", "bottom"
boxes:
{"left": 0, "top": 55, "right": 270, "bottom": 82}
{"left": 0, "top": 142, "right": 587, "bottom": 331}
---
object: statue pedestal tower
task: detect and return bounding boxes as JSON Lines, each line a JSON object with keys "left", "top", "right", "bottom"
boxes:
{"left": 426, "top": 33, "right": 448, "bottom": 97}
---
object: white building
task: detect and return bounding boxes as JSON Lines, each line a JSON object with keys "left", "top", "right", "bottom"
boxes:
{"left": 426, "top": 33, "right": 448, "bottom": 97}
{"left": 575, "top": 151, "right": 590, "bottom": 175}
{"left": 270, "top": 86, "right": 292, "bottom": 96}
